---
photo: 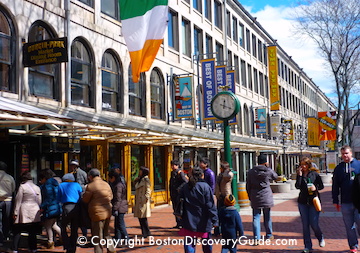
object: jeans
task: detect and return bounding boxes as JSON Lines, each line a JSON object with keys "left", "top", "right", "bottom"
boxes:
{"left": 0, "top": 200, "right": 12, "bottom": 243}
{"left": 298, "top": 203, "right": 323, "bottom": 250}
{"left": 184, "top": 233, "right": 212, "bottom": 253}
{"left": 252, "top": 207, "right": 273, "bottom": 239}
{"left": 114, "top": 213, "right": 128, "bottom": 240}
{"left": 341, "top": 203, "right": 360, "bottom": 249}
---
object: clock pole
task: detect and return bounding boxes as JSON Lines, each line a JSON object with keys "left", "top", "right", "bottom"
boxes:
{"left": 223, "top": 119, "right": 240, "bottom": 211}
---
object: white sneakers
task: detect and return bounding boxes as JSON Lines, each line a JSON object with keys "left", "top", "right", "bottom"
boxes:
{"left": 319, "top": 239, "right": 326, "bottom": 247}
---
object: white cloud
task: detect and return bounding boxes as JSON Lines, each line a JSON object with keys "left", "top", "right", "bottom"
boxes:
{"left": 244, "top": 5, "right": 335, "bottom": 95}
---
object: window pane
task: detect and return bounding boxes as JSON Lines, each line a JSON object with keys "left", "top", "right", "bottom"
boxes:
{"left": 71, "top": 82, "right": 89, "bottom": 105}
{"left": 29, "top": 72, "right": 53, "bottom": 97}
{"left": 131, "top": 145, "right": 145, "bottom": 192}
{"left": 101, "top": 0, "right": 119, "bottom": 19}
{"left": 153, "top": 146, "right": 166, "bottom": 191}
{"left": 150, "top": 69, "right": 164, "bottom": 119}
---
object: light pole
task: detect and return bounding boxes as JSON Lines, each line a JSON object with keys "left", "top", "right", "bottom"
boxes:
{"left": 296, "top": 124, "right": 307, "bottom": 157}
{"left": 277, "top": 121, "right": 291, "bottom": 178}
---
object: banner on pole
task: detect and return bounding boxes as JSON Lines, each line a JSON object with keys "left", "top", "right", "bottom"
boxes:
{"left": 175, "top": 76, "right": 194, "bottom": 119}
{"left": 201, "top": 59, "right": 216, "bottom": 120}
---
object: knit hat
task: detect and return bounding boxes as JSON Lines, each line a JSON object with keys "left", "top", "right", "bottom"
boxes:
{"left": 224, "top": 194, "right": 236, "bottom": 206}
{"left": 258, "top": 154, "right": 267, "bottom": 165}
{"left": 62, "top": 173, "right": 75, "bottom": 182}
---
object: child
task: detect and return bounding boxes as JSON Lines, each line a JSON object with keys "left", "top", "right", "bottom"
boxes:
{"left": 219, "top": 194, "right": 244, "bottom": 253}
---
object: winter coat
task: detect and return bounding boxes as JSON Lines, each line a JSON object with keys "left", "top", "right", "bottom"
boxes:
{"left": 82, "top": 177, "right": 113, "bottom": 222}
{"left": 134, "top": 176, "right": 151, "bottom": 218}
{"left": 40, "top": 177, "right": 62, "bottom": 218}
{"left": 219, "top": 206, "right": 244, "bottom": 239}
{"left": 203, "top": 168, "right": 216, "bottom": 193}
{"left": 215, "top": 169, "right": 234, "bottom": 199}
{"left": 246, "top": 165, "right": 278, "bottom": 209}
{"left": 295, "top": 170, "right": 324, "bottom": 206}
{"left": 179, "top": 180, "right": 218, "bottom": 233}
{"left": 111, "top": 180, "right": 128, "bottom": 214}
{"left": 14, "top": 180, "right": 42, "bottom": 224}
{"left": 332, "top": 158, "right": 360, "bottom": 204}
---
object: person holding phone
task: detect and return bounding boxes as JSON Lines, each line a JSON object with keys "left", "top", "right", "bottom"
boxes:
{"left": 295, "top": 156, "right": 325, "bottom": 253}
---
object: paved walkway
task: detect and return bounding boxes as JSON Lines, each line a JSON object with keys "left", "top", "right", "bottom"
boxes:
{"left": 2, "top": 185, "right": 355, "bottom": 253}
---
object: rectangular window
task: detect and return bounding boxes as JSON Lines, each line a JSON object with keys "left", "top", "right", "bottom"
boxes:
{"left": 182, "top": 18, "right": 191, "bottom": 57}
{"left": 259, "top": 72, "right": 264, "bottom": 96}
{"left": 79, "top": 0, "right": 93, "bottom": 7}
{"left": 193, "top": 0, "right": 202, "bottom": 13}
{"left": 226, "top": 11, "right": 231, "bottom": 37}
{"left": 245, "top": 28, "right": 250, "bottom": 53}
{"left": 206, "top": 34, "right": 213, "bottom": 55}
{"left": 239, "top": 22, "right": 244, "bottom": 47}
{"left": 252, "top": 34, "right": 257, "bottom": 57}
{"left": 214, "top": 0, "right": 222, "bottom": 29}
{"left": 234, "top": 55, "right": 239, "bottom": 83}
{"left": 153, "top": 146, "right": 166, "bottom": 191}
{"left": 265, "top": 75, "right": 269, "bottom": 98}
{"left": 204, "top": 0, "right": 211, "bottom": 21}
{"left": 253, "top": 68, "right": 258, "bottom": 93}
{"left": 258, "top": 39, "right": 263, "bottom": 62}
{"left": 240, "top": 59, "right": 246, "bottom": 87}
{"left": 194, "top": 26, "right": 203, "bottom": 56}
{"left": 130, "top": 145, "right": 145, "bottom": 192}
{"left": 101, "top": 0, "right": 119, "bottom": 20}
{"left": 215, "top": 41, "right": 224, "bottom": 63}
{"left": 228, "top": 50, "right": 232, "bottom": 67}
{"left": 168, "top": 10, "right": 179, "bottom": 51}
{"left": 247, "top": 64, "right": 252, "bottom": 90}
{"left": 232, "top": 17, "right": 238, "bottom": 42}
{"left": 263, "top": 44, "right": 267, "bottom": 65}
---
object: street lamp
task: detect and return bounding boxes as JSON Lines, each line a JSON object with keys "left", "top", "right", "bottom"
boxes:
{"left": 296, "top": 124, "right": 307, "bottom": 156}
{"left": 276, "top": 121, "right": 292, "bottom": 178}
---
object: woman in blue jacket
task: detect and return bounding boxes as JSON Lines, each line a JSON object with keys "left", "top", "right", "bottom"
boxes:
{"left": 39, "top": 169, "right": 62, "bottom": 249}
{"left": 178, "top": 167, "right": 218, "bottom": 253}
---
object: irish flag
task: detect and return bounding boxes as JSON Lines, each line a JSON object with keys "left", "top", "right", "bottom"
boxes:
{"left": 120, "top": 0, "right": 168, "bottom": 83}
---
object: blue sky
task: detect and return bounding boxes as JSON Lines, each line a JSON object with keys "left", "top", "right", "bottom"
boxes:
{"left": 238, "top": 0, "right": 337, "bottom": 102}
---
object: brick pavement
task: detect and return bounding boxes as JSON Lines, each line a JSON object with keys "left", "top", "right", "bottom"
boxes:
{"left": 1, "top": 185, "right": 355, "bottom": 253}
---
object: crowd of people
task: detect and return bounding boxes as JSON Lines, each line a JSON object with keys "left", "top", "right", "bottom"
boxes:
{"left": 1, "top": 145, "right": 360, "bottom": 253}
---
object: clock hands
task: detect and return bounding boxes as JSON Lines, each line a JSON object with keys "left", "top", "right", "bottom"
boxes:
{"left": 220, "top": 99, "right": 232, "bottom": 110}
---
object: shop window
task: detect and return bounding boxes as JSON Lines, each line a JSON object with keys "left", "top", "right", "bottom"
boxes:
{"left": 153, "top": 146, "right": 166, "bottom": 191}
{"left": 128, "top": 64, "right": 145, "bottom": 116}
{"left": 71, "top": 38, "right": 93, "bottom": 107}
{"left": 28, "top": 22, "right": 59, "bottom": 100}
{"left": 150, "top": 68, "right": 165, "bottom": 120}
{"left": 131, "top": 145, "right": 145, "bottom": 192}
{"left": 101, "top": 0, "right": 120, "bottom": 20}
{"left": 0, "top": 9, "right": 15, "bottom": 93}
{"left": 101, "top": 50, "right": 122, "bottom": 111}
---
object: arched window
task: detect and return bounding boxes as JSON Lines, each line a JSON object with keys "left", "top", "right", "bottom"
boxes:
{"left": 101, "top": 50, "right": 122, "bottom": 111}
{"left": 71, "top": 38, "right": 93, "bottom": 107}
{"left": 150, "top": 68, "right": 165, "bottom": 120}
{"left": 28, "top": 22, "right": 59, "bottom": 99}
{"left": 0, "top": 8, "right": 15, "bottom": 93}
{"left": 128, "top": 64, "right": 145, "bottom": 117}
{"left": 237, "top": 106, "right": 243, "bottom": 135}
{"left": 244, "top": 104, "right": 250, "bottom": 136}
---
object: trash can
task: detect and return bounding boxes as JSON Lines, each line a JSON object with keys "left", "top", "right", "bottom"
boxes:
{"left": 237, "top": 182, "right": 250, "bottom": 207}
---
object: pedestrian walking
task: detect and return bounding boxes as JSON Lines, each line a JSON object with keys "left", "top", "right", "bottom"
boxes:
{"left": 332, "top": 145, "right": 360, "bottom": 253}
{"left": 134, "top": 166, "right": 152, "bottom": 238}
{"left": 218, "top": 194, "right": 244, "bottom": 253}
{"left": 178, "top": 167, "right": 218, "bottom": 253}
{"left": 295, "top": 157, "right": 325, "bottom": 253}
{"left": 82, "top": 169, "right": 115, "bottom": 253}
{"left": 199, "top": 157, "right": 215, "bottom": 194}
{"left": 39, "top": 168, "right": 62, "bottom": 249}
{"left": 109, "top": 169, "right": 129, "bottom": 241}
{"left": 12, "top": 171, "right": 42, "bottom": 253}
{"left": 169, "top": 160, "right": 188, "bottom": 229}
{"left": 57, "top": 173, "right": 83, "bottom": 253}
{"left": 0, "top": 161, "right": 15, "bottom": 246}
{"left": 246, "top": 154, "right": 277, "bottom": 241}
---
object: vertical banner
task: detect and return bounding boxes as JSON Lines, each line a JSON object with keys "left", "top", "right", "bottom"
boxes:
{"left": 216, "top": 65, "right": 226, "bottom": 92}
{"left": 267, "top": 46, "right": 280, "bottom": 111}
{"left": 270, "top": 114, "right": 281, "bottom": 139}
{"left": 201, "top": 59, "right": 216, "bottom": 120}
{"left": 307, "top": 117, "right": 320, "bottom": 146}
{"left": 318, "top": 111, "right": 337, "bottom": 141}
{"left": 284, "top": 119, "right": 294, "bottom": 140}
{"left": 226, "top": 70, "right": 237, "bottom": 125}
{"left": 175, "top": 76, "right": 194, "bottom": 118}
{"left": 255, "top": 108, "right": 267, "bottom": 135}
{"left": 326, "top": 151, "right": 337, "bottom": 172}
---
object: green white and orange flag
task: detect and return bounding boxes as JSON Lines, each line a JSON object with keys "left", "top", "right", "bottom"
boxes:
{"left": 120, "top": 0, "right": 168, "bottom": 83}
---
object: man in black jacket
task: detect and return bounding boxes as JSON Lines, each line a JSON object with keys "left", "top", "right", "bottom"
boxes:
{"left": 169, "top": 160, "right": 188, "bottom": 229}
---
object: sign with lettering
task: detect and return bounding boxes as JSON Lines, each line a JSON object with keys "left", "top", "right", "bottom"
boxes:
{"left": 23, "top": 37, "right": 68, "bottom": 67}
{"left": 201, "top": 58, "right": 216, "bottom": 120}
{"left": 267, "top": 46, "right": 280, "bottom": 111}
{"left": 175, "top": 76, "right": 194, "bottom": 119}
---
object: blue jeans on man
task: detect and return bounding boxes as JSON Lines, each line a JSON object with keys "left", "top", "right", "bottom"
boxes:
{"left": 341, "top": 203, "right": 360, "bottom": 249}
{"left": 114, "top": 213, "right": 128, "bottom": 240}
{"left": 298, "top": 203, "right": 323, "bottom": 250}
{"left": 252, "top": 207, "right": 273, "bottom": 239}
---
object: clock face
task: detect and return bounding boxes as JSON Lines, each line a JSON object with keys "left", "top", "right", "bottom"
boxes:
{"left": 211, "top": 92, "right": 238, "bottom": 120}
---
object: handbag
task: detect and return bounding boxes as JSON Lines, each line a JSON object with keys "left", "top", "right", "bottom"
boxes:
{"left": 313, "top": 196, "right": 322, "bottom": 212}
{"left": 173, "top": 198, "right": 184, "bottom": 218}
